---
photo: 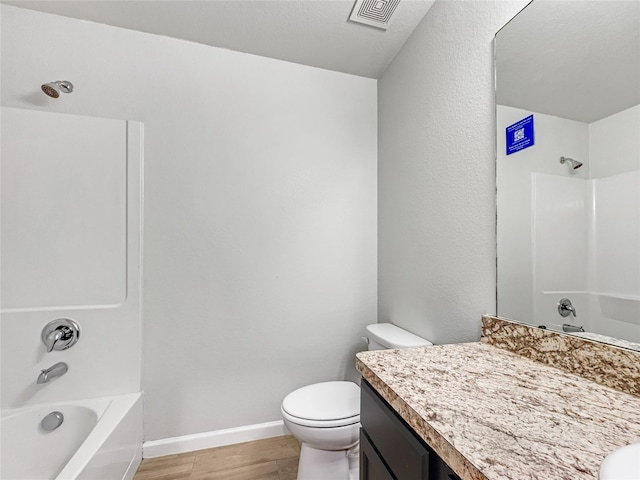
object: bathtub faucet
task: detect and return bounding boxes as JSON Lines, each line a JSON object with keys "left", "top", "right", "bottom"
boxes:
{"left": 37, "top": 362, "right": 68, "bottom": 384}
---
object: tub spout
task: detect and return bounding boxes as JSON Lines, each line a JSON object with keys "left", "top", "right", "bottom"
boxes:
{"left": 37, "top": 362, "right": 68, "bottom": 384}
{"left": 562, "top": 323, "right": 585, "bottom": 333}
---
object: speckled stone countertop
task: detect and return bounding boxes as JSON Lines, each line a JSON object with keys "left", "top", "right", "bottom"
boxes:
{"left": 356, "top": 343, "right": 640, "bottom": 480}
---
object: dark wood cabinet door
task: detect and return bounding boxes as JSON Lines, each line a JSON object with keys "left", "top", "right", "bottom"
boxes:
{"left": 360, "top": 380, "right": 430, "bottom": 479}
{"left": 360, "top": 430, "right": 395, "bottom": 480}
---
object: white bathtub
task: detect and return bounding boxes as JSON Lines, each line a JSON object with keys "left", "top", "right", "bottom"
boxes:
{"left": 1, "top": 393, "right": 142, "bottom": 480}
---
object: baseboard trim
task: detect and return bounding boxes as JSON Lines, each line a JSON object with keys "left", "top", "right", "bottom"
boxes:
{"left": 142, "top": 420, "right": 290, "bottom": 458}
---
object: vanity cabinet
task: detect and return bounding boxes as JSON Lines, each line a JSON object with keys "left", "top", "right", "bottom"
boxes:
{"left": 360, "top": 380, "right": 462, "bottom": 480}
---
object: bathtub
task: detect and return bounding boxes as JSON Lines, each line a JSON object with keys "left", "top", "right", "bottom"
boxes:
{"left": 1, "top": 393, "right": 142, "bottom": 480}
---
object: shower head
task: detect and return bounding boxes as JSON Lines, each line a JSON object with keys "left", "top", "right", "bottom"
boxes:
{"left": 41, "top": 80, "right": 74, "bottom": 98}
{"left": 560, "top": 156, "right": 583, "bottom": 170}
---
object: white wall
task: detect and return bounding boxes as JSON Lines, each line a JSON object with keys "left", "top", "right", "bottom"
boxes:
{"left": 377, "top": 0, "right": 529, "bottom": 344}
{"left": 1, "top": 5, "right": 377, "bottom": 441}
{"left": 590, "top": 105, "right": 640, "bottom": 178}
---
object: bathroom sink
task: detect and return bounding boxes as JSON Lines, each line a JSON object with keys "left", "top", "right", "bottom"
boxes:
{"left": 600, "top": 443, "right": 640, "bottom": 480}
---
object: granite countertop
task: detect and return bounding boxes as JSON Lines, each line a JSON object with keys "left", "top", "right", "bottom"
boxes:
{"left": 356, "top": 342, "right": 640, "bottom": 480}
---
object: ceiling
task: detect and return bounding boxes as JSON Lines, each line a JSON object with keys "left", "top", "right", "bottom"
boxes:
{"left": 496, "top": 0, "right": 640, "bottom": 123}
{"left": 1, "top": 0, "right": 435, "bottom": 79}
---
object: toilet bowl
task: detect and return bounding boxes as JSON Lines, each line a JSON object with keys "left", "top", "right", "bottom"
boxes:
{"left": 282, "top": 323, "right": 432, "bottom": 480}
{"left": 281, "top": 381, "right": 360, "bottom": 480}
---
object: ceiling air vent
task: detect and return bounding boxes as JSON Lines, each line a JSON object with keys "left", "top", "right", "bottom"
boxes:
{"left": 349, "top": 0, "right": 401, "bottom": 30}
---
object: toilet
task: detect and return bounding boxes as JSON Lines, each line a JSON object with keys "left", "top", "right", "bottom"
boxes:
{"left": 281, "top": 323, "right": 432, "bottom": 480}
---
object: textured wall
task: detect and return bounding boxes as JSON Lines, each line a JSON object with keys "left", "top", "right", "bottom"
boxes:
{"left": 378, "top": 0, "right": 529, "bottom": 344}
{"left": 1, "top": 5, "right": 377, "bottom": 441}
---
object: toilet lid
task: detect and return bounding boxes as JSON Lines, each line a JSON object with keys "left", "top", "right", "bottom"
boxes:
{"left": 282, "top": 381, "right": 360, "bottom": 421}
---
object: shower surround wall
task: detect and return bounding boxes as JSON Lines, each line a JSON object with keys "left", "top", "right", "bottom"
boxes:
{"left": 1, "top": 5, "right": 377, "bottom": 444}
{"left": 497, "top": 104, "right": 640, "bottom": 341}
{"left": 1, "top": 107, "right": 143, "bottom": 409}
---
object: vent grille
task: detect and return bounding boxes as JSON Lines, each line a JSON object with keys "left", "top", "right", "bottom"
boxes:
{"left": 349, "top": 0, "right": 401, "bottom": 30}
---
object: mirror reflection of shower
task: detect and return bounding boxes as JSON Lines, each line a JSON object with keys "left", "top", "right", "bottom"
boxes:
{"left": 496, "top": 0, "right": 640, "bottom": 352}
{"left": 560, "top": 156, "right": 583, "bottom": 170}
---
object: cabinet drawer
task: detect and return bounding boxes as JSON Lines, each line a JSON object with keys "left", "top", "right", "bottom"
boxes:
{"left": 360, "top": 380, "right": 429, "bottom": 479}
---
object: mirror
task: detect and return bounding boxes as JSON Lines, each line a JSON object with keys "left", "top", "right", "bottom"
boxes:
{"left": 495, "top": 0, "right": 640, "bottom": 350}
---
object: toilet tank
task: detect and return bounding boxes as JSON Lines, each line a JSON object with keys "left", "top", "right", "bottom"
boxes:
{"left": 365, "top": 323, "right": 433, "bottom": 351}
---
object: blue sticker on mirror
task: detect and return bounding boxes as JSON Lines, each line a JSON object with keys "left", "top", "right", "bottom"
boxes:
{"left": 506, "top": 115, "right": 534, "bottom": 155}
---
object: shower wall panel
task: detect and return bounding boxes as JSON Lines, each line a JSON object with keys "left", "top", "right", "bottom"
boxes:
{"left": 593, "top": 171, "right": 640, "bottom": 298}
{"left": 589, "top": 171, "right": 640, "bottom": 342}
{"left": 532, "top": 173, "right": 589, "bottom": 328}
{"left": 1, "top": 107, "right": 127, "bottom": 309}
{"left": 531, "top": 171, "right": 640, "bottom": 340}
{"left": 0, "top": 107, "right": 143, "bottom": 408}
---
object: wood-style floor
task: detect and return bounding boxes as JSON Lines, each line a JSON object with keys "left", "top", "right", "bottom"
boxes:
{"left": 133, "top": 435, "right": 300, "bottom": 480}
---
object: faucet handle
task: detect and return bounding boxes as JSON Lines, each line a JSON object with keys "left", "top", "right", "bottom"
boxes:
{"left": 44, "top": 329, "right": 64, "bottom": 353}
{"left": 41, "top": 319, "right": 80, "bottom": 352}
{"left": 557, "top": 298, "right": 577, "bottom": 318}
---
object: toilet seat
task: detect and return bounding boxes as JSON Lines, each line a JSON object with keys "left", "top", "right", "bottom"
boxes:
{"left": 282, "top": 408, "right": 360, "bottom": 428}
{"left": 281, "top": 381, "right": 360, "bottom": 428}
